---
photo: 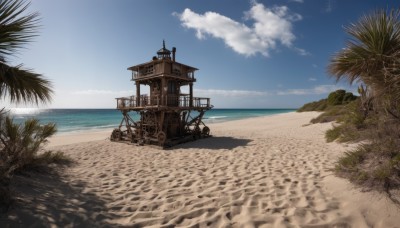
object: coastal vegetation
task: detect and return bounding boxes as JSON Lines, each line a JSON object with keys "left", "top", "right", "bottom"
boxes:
{"left": 0, "top": 0, "right": 68, "bottom": 211}
{"left": 299, "top": 9, "right": 400, "bottom": 195}
{"left": 297, "top": 89, "right": 357, "bottom": 113}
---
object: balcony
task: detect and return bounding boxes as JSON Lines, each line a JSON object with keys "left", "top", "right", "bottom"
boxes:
{"left": 131, "top": 62, "right": 196, "bottom": 81}
{"left": 132, "top": 70, "right": 195, "bottom": 80}
{"left": 116, "top": 94, "right": 211, "bottom": 110}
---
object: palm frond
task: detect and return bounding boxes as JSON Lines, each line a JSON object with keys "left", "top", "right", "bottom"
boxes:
{"left": 328, "top": 9, "right": 400, "bottom": 96}
{"left": 0, "top": 61, "right": 53, "bottom": 104}
{"left": 0, "top": 0, "right": 40, "bottom": 58}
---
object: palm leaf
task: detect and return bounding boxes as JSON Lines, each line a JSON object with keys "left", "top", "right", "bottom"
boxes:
{"left": 0, "top": 62, "right": 53, "bottom": 104}
{"left": 0, "top": 0, "right": 40, "bottom": 58}
{"left": 328, "top": 9, "right": 400, "bottom": 104}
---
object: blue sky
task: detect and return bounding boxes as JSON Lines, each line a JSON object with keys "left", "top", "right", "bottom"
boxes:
{"left": 5, "top": 0, "right": 400, "bottom": 108}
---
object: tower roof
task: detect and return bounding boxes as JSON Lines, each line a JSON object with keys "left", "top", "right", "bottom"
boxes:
{"left": 157, "top": 40, "right": 171, "bottom": 56}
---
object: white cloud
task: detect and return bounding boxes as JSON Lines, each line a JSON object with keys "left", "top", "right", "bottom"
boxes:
{"left": 194, "top": 85, "right": 347, "bottom": 97}
{"left": 174, "top": 2, "right": 304, "bottom": 57}
{"left": 308, "top": 77, "right": 317, "bottom": 81}
{"left": 72, "top": 85, "right": 353, "bottom": 101}
{"left": 312, "top": 64, "right": 318, "bottom": 68}
{"left": 294, "top": 47, "right": 311, "bottom": 56}
{"left": 71, "top": 90, "right": 134, "bottom": 95}
{"left": 195, "top": 88, "right": 270, "bottom": 97}
{"left": 290, "top": 0, "right": 304, "bottom": 3}
{"left": 277, "top": 85, "right": 344, "bottom": 95}
{"left": 71, "top": 88, "right": 269, "bottom": 98}
{"left": 325, "top": 0, "right": 335, "bottom": 13}
{"left": 197, "top": 84, "right": 353, "bottom": 97}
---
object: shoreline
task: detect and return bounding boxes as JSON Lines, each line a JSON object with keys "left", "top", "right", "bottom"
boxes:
{"left": 48, "top": 111, "right": 297, "bottom": 147}
{"left": 6, "top": 111, "right": 399, "bottom": 227}
{"left": 11, "top": 108, "right": 296, "bottom": 137}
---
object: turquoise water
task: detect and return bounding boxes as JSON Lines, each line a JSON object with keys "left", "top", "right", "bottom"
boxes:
{"left": 8, "top": 108, "right": 295, "bottom": 134}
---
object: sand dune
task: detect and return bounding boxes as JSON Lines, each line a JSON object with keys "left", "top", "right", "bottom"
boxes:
{"left": 2, "top": 112, "right": 399, "bottom": 227}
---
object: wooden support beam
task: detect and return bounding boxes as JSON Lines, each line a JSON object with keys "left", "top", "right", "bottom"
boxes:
{"left": 161, "top": 78, "right": 166, "bottom": 106}
{"left": 136, "top": 83, "right": 140, "bottom": 107}
{"left": 189, "top": 83, "right": 193, "bottom": 107}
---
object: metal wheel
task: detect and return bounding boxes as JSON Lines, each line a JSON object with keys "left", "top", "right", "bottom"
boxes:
{"left": 202, "top": 126, "right": 210, "bottom": 136}
{"left": 192, "top": 126, "right": 201, "bottom": 140}
{"left": 130, "top": 132, "right": 137, "bottom": 143}
{"left": 142, "top": 111, "right": 157, "bottom": 137}
{"left": 157, "top": 131, "right": 166, "bottom": 146}
{"left": 110, "top": 129, "right": 122, "bottom": 141}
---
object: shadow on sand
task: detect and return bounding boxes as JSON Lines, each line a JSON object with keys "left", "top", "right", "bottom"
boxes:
{"left": 0, "top": 165, "right": 119, "bottom": 227}
{"left": 173, "top": 136, "right": 252, "bottom": 150}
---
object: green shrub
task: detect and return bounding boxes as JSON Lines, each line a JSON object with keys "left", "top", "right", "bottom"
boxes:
{"left": 339, "top": 127, "right": 360, "bottom": 142}
{"left": 334, "top": 119, "right": 400, "bottom": 190}
{"left": 356, "top": 171, "right": 369, "bottom": 182}
{"left": 0, "top": 115, "right": 59, "bottom": 209}
{"left": 35, "top": 151, "right": 71, "bottom": 165}
{"left": 297, "top": 99, "right": 328, "bottom": 112}
{"left": 0, "top": 116, "right": 57, "bottom": 176}
{"left": 336, "top": 149, "right": 367, "bottom": 171}
{"left": 298, "top": 90, "right": 358, "bottom": 113}
{"left": 392, "top": 154, "right": 400, "bottom": 164}
{"left": 303, "top": 89, "right": 400, "bottom": 191}
{"left": 343, "top": 92, "right": 357, "bottom": 103}
{"left": 342, "top": 108, "right": 365, "bottom": 128}
{"left": 326, "top": 125, "right": 342, "bottom": 142}
{"left": 326, "top": 9, "right": 400, "bottom": 194}
{"left": 310, "top": 100, "right": 358, "bottom": 124}
{"left": 327, "top": 89, "right": 346, "bottom": 105}
{"left": 373, "top": 163, "right": 393, "bottom": 182}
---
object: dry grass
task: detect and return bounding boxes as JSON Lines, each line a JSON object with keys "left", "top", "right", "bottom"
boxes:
{"left": 299, "top": 91, "right": 400, "bottom": 194}
{"left": 336, "top": 121, "right": 400, "bottom": 191}
{"left": 0, "top": 116, "right": 72, "bottom": 212}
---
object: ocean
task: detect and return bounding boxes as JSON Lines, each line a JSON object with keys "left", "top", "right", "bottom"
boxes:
{"left": 7, "top": 108, "right": 295, "bottom": 134}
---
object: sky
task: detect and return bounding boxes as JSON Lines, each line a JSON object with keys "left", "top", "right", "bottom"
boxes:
{"left": 4, "top": 0, "right": 400, "bottom": 109}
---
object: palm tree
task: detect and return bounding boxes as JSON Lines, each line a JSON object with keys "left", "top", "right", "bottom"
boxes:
{"left": 0, "top": 0, "right": 55, "bottom": 209}
{"left": 0, "top": 0, "right": 52, "bottom": 104}
{"left": 329, "top": 9, "right": 400, "bottom": 193}
{"left": 328, "top": 9, "right": 400, "bottom": 117}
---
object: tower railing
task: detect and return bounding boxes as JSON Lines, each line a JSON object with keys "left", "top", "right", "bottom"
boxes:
{"left": 132, "top": 71, "right": 195, "bottom": 80}
{"left": 116, "top": 94, "right": 210, "bottom": 109}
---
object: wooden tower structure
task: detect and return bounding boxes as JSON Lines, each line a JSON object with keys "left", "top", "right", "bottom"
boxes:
{"left": 111, "top": 41, "right": 213, "bottom": 147}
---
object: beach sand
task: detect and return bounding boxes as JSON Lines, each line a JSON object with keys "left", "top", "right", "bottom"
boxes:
{"left": 2, "top": 112, "right": 399, "bottom": 227}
